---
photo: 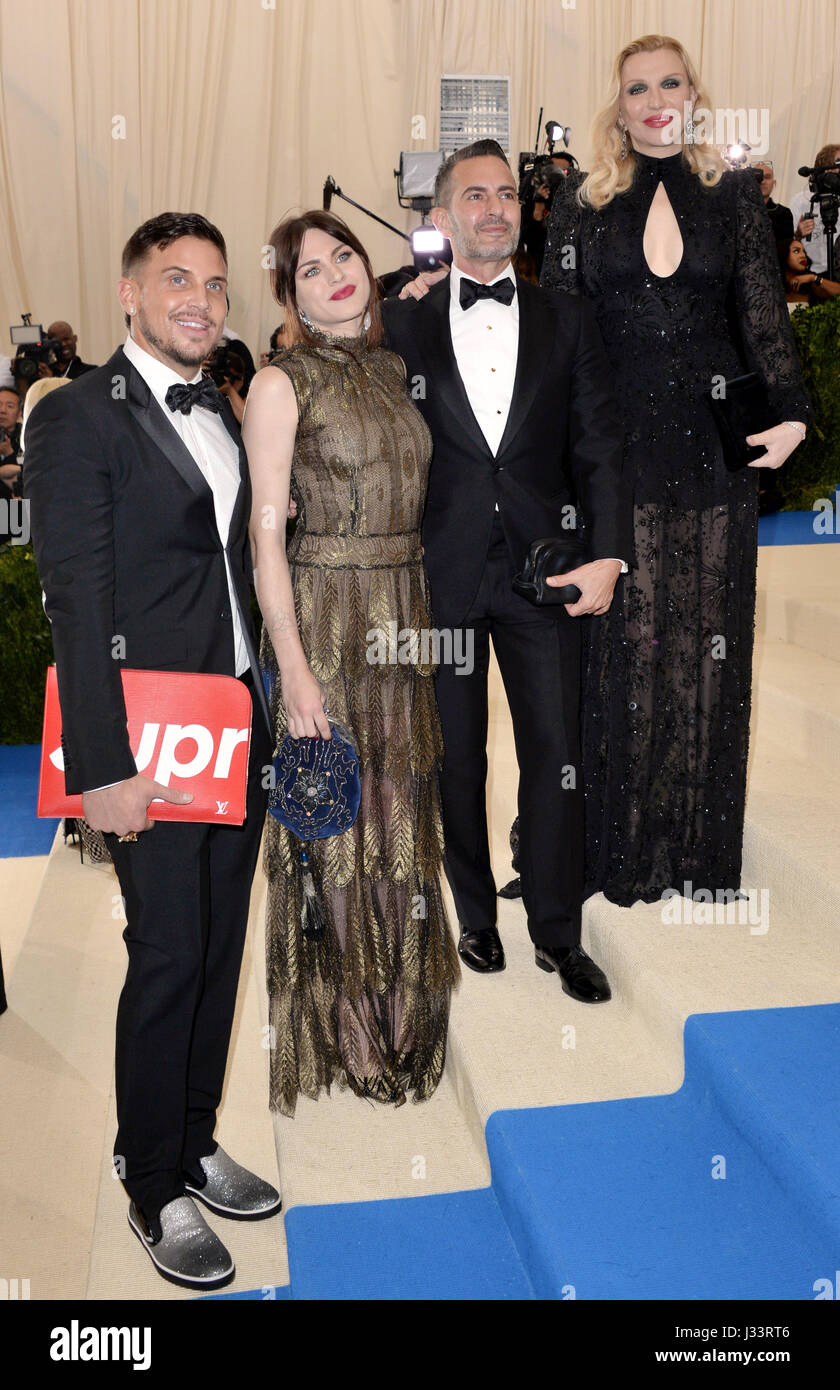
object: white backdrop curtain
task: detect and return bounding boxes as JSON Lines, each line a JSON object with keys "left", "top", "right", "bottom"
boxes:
{"left": 0, "top": 0, "right": 837, "bottom": 364}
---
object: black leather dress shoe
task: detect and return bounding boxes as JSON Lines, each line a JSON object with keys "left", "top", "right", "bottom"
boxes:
{"left": 534, "top": 944, "right": 612, "bottom": 1002}
{"left": 458, "top": 926, "right": 506, "bottom": 973}
{"left": 497, "top": 877, "right": 522, "bottom": 899}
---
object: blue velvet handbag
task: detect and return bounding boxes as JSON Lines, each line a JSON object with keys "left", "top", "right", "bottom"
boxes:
{"left": 267, "top": 720, "right": 361, "bottom": 840}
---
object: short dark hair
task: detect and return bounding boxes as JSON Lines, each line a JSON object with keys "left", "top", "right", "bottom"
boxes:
{"left": 433, "top": 140, "right": 512, "bottom": 208}
{"left": 0, "top": 384, "right": 20, "bottom": 400}
{"left": 267, "top": 209, "right": 383, "bottom": 350}
{"left": 120, "top": 213, "right": 227, "bottom": 328}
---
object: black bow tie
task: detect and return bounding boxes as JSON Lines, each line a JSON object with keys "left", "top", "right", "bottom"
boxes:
{"left": 459, "top": 276, "right": 515, "bottom": 311}
{"left": 165, "top": 377, "right": 224, "bottom": 415}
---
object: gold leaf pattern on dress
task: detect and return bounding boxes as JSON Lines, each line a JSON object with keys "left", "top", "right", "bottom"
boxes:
{"left": 262, "top": 335, "right": 458, "bottom": 1116}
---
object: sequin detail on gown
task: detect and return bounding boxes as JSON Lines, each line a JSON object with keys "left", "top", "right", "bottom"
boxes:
{"left": 541, "top": 155, "right": 811, "bottom": 906}
{"left": 261, "top": 332, "right": 459, "bottom": 1115}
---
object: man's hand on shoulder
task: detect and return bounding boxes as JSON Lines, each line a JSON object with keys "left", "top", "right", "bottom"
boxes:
{"left": 82, "top": 774, "right": 193, "bottom": 837}
{"left": 548, "top": 558, "right": 622, "bottom": 617}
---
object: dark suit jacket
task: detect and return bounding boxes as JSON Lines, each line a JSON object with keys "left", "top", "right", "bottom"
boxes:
{"left": 24, "top": 345, "right": 270, "bottom": 795}
{"left": 381, "top": 275, "right": 633, "bottom": 628}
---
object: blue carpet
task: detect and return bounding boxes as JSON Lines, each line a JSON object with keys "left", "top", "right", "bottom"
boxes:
{"left": 487, "top": 1003, "right": 840, "bottom": 1300}
{"left": 0, "top": 744, "right": 59, "bottom": 856}
{"left": 759, "top": 503, "right": 840, "bottom": 545}
{"left": 283, "top": 1186, "right": 534, "bottom": 1300}
{"left": 220, "top": 1004, "right": 838, "bottom": 1300}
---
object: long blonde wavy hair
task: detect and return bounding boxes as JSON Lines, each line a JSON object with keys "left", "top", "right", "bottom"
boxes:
{"left": 580, "top": 34, "right": 724, "bottom": 209}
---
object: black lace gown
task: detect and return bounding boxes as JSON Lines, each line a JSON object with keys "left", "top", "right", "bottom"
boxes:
{"left": 540, "top": 151, "right": 811, "bottom": 906}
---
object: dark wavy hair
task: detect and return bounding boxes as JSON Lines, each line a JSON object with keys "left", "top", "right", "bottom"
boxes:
{"left": 267, "top": 209, "right": 383, "bottom": 349}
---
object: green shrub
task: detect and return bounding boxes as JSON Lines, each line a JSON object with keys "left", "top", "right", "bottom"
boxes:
{"left": 0, "top": 541, "right": 54, "bottom": 744}
{"left": 767, "top": 297, "right": 840, "bottom": 512}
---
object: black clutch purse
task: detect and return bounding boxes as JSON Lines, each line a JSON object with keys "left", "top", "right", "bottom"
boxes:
{"left": 704, "top": 372, "right": 775, "bottom": 471}
{"left": 512, "top": 536, "right": 587, "bottom": 606}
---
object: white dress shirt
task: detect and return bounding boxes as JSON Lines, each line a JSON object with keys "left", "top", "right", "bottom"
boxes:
{"left": 123, "top": 334, "right": 248, "bottom": 676}
{"left": 447, "top": 261, "right": 627, "bottom": 570}
{"left": 449, "top": 262, "right": 519, "bottom": 462}
{"left": 84, "top": 336, "right": 249, "bottom": 793}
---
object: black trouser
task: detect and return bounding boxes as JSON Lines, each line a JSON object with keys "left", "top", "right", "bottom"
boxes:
{"left": 434, "top": 517, "right": 583, "bottom": 948}
{"left": 104, "top": 674, "right": 271, "bottom": 1222}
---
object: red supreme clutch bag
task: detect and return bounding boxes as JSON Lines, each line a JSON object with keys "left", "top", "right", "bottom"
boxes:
{"left": 37, "top": 666, "right": 252, "bottom": 825}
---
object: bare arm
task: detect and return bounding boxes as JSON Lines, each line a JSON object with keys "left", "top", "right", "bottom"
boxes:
{"left": 242, "top": 366, "right": 330, "bottom": 739}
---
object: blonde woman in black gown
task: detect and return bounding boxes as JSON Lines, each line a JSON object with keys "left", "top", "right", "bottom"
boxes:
{"left": 243, "top": 211, "right": 458, "bottom": 1116}
{"left": 540, "top": 35, "right": 811, "bottom": 906}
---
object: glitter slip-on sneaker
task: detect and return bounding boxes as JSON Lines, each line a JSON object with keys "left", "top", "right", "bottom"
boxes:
{"left": 128, "top": 1195, "right": 235, "bottom": 1290}
{"left": 184, "top": 1144, "right": 282, "bottom": 1221}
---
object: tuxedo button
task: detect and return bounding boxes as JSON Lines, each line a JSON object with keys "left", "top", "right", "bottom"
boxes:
{"left": 220, "top": 608, "right": 231, "bottom": 620}
{"left": 493, "top": 465, "right": 504, "bottom": 474}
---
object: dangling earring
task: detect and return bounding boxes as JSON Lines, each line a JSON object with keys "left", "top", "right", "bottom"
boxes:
{"left": 363, "top": 310, "right": 371, "bottom": 332}
{"left": 684, "top": 111, "right": 696, "bottom": 146}
{"left": 299, "top": 306, "right": 316, "bottom": 331}
{"left": 618, "top": 123, "right": 628, "bottom": 160}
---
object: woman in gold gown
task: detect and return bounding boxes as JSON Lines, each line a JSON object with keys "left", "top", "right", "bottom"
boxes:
{"left": 243, "top": 211, "right": 458, "bottom": 1117}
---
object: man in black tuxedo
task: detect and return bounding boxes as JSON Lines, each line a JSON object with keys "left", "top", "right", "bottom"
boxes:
{"left": 25, "top": 213, "right": 278, "bottom": 1291}
{"left": 382, "top": 142, "right": 632, "bottom": 1000}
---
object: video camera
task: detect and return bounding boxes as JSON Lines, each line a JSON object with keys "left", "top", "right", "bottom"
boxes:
{"left": 10, "top": 316, "right": 61, "bottom": 385}
{"left": 798, "top": 156, "right": 840, "bottom": 279}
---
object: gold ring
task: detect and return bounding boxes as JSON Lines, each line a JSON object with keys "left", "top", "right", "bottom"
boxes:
{"left": 117, "top": 832, "right": 139, "bottom": 842}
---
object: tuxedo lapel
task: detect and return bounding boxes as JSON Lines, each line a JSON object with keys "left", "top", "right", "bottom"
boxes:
{"left": 418, "top": 281, "right": 494, "bottom": 459}
{"left": 119, "top": 348, "right": 214, "bottom": 502}
{"left": 496, "top": 278, "right": 556, "bottom": 459}
{"left": 218, "top": 396, "right": 249, "bottom": 547}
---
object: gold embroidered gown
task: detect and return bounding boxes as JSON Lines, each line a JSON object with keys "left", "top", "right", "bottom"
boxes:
{"left": 260, "top": 329, "right": 459, "bottom": 1116}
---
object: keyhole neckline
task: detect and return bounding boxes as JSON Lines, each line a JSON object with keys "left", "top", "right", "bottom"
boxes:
{"left": 641, "top": 179, "right": 685, "bottom": 280}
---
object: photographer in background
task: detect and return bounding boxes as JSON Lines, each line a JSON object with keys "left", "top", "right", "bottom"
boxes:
{"left": 259, "top": 325, "right": 283, "bottom": 368}
{"left": 790, "top": 143, "right": 840, "bottom": 275}
{"left": 13, "top": 347, "right": 58, "bottom": 398}
{"left": 778, "top": 237, "right": 840, "bottom": 305}
{"left": 202, "top": 339, "right": 250, "bottom": 424}
{"left": 753, "top": 162, "right": 794, "bottom": 242}
{"left": 0, "top": 384, "right": 23, "bottom": 496}
{"left": 47, "top": 321, "right": 97, "bottom": 379}
{"left": 519, "top": 160, "right": 567, "bottom": 278}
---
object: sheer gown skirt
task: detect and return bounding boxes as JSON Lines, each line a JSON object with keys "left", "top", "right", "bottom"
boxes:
{"left": 583, "top": 470, "right": 759, "bottom": 907}
{"left": 261, "top": 532, "right": 459, "bottom": 1117}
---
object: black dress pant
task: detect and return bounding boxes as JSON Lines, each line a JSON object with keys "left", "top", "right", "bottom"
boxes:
{"left": 104, "top": 675, "right": 272, "bottom": 1222}
{"left": 434, "top": 516, "right": 583, "bottom": 948}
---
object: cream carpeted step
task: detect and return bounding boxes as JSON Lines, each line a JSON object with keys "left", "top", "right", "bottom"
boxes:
{"left": 0, "top": 837, "right": 127, "bottom": 1298}
{"left": 752, "top": 640, "right": 840, "bottom": 765}
{"left": 756, "top": 545, "right": 840, "bottom": 665}
{"left": 0, "top": 831, "right": 286, "bottom": 1300}
{"left": 0, "top": 849, "right": 51, "bottom": 982}
{"left": 742, "top": 734, "right": 840, "bottom": 939}
{"left": 443, "top": 642, "right": 840, "bottom": 1136}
